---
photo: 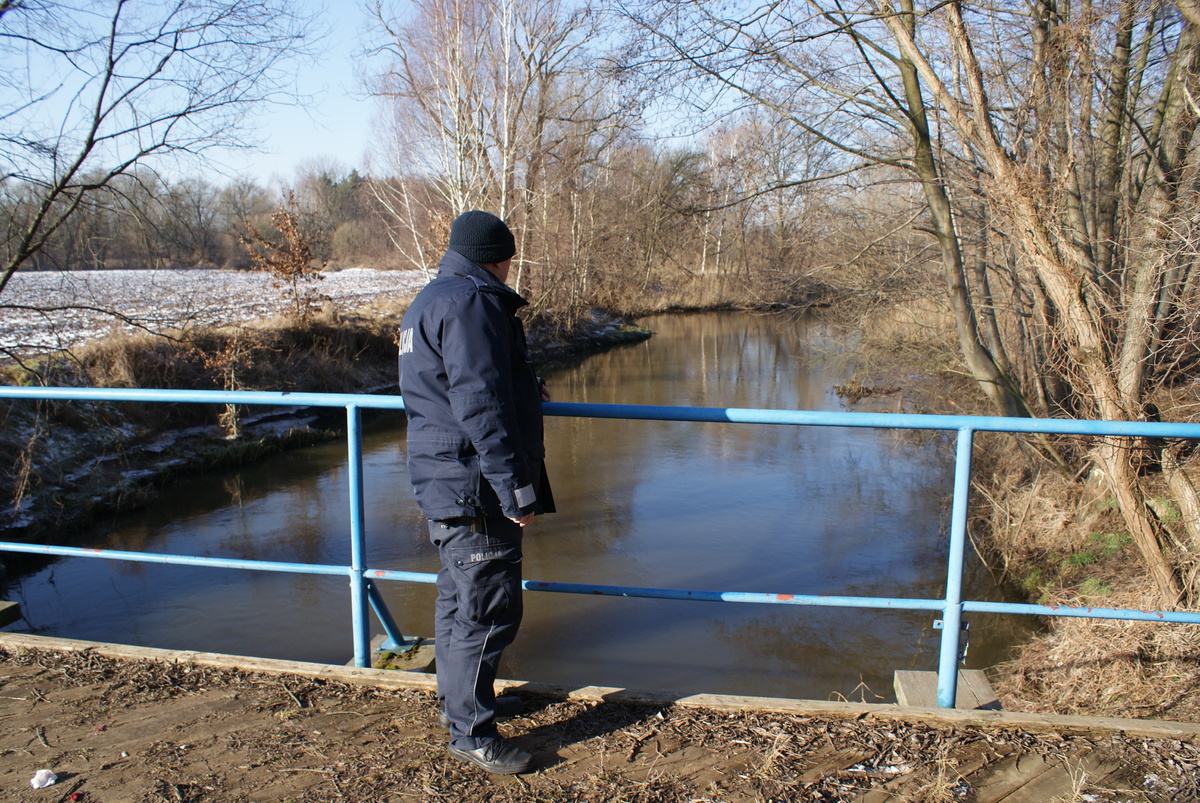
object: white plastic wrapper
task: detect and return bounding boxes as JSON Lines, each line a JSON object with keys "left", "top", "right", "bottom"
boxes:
{"left": 30, "top": 769, "right": 57, "bottom": 789}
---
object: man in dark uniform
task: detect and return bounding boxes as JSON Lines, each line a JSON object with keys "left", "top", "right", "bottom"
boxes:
{"left": 397, "top": 210, "right": 552, "bottom": 775}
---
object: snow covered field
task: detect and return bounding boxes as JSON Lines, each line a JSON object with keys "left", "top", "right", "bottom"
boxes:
{"left": 0, "top": 268, "right": 429, "bottom": 354}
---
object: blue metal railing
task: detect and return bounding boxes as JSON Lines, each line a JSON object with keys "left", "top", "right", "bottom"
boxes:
{"left": 3, "top": 385, "right": 1200, "bottom": 709}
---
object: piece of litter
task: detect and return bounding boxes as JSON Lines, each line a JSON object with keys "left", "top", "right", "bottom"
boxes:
{"left": 30, "top": 769, "right": 57, "bottom": 789}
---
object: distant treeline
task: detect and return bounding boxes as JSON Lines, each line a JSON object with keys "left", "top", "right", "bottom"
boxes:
{"left": 6, "top": 169, "right": 384, "bottom": 273}
{"left": 4, "top": 151, "right": 917, "bottom": 329}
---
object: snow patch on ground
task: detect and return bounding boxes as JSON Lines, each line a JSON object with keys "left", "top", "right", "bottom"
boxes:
{"left": 0, "top": 268, "right": 428, "bottom": 354}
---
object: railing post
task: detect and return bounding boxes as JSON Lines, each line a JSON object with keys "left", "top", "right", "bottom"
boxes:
{"left": 937, "top": 427, "right": 975, "bottom": 708}
{"left": 347, "top": 404, "right": 370, "bottom": 668}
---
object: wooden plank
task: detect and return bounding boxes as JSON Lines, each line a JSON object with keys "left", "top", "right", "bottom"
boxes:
{"left": 0, "top": 601, "right": 20, "bottom": 628}
{"left": 971, "top": 752, "right": 1060, "bottom": 803}
{"left": 959, "top": 669, "right": 1002, "bottom": 711}
{"left": 795, "top": 748, "right": 872, "bottom": 784}
{"left": 852, "top": 737, "right": 1005, "bottom": 802}
{"left": 3, "top": 633, "right": 1199, "bottom": 740}
{"left": 351, "top": 634, "right": 436, "bottom": 672}
{"left": 983, "top": 751, "right": 1124, "bottom": 803}
{"left": 894, "top": 670, "right": 1000, "bottom": 710}
{"left": 854, "top": 792, "right": 898, "bottom": 803}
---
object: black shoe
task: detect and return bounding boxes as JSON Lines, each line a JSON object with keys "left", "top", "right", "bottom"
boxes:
{"left": 447, "top": 739, "right": 534, "bottom": 774}
{"left": 438, "top": 695, "right": 524, "bottom": 730}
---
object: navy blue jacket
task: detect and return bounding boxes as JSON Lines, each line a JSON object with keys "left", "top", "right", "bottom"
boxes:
{"left": 398, "top": 252, "right": 551, "bottom": 521}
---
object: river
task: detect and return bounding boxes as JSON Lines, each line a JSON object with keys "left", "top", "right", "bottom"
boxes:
{"left": 3, "top": 311, "right": 1025, "bottom": 702}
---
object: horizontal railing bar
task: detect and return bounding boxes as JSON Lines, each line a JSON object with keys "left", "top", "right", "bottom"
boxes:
{"left": 349, "top": 570, "right": 947, "bottom": 610}
{"left": 365, "top": 569, "right": 438, "bottom": 585}
{"left": 552, "top": 402, "right": 1200, "bottom": 439}
{"left": 363, "top": 570, "right": 1175, "bottom": 620}
{"left": 4, "top": 543, "right": 1198, "bottom": 626}
{"left": 0, "top": 541, "right": 350, "bottom": 577}
{"left": 964, "top": 600, "right": 1200, "bottom": 624}
{"left": 0, "top": 386, "right": 391, "bottom": 409}
{"left": 2, "top": 548, "right": 943, "bottom": 611}
{"left": 523, "top": 580, "right": 948, "bottom": 610}
{"left": 3, "top": 386, "right": 1200, "bottom": 440}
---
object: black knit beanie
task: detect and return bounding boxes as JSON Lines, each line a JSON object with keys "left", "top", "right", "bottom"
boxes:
{"left": 447, "top": 210, "right": 515, "bottom": 264}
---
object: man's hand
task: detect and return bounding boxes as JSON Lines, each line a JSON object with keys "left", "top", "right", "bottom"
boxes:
{"left": 539, "top": 381, "right": 551, "bottom": 402}
{"left": 509, "top": 513, "right": 535, "bottom": 527}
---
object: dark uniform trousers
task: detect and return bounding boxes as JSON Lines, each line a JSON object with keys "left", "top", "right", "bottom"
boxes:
{"left": 428, "top": 515, "right": 524, "bottom": 749}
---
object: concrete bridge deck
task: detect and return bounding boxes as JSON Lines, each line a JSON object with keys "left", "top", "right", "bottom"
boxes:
{"left": 0, "top": 633, "right": 1196, "bottom": 802}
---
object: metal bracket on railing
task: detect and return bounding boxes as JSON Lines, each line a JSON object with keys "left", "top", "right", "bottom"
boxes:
{"left": 364, "top": 579, "right": 409, "bottom": 653}
{"left": 933, "top": 619, "right": 970, "bottom": 663}
{"left": 379, "top": 635, "right": 426, "bottom": 653}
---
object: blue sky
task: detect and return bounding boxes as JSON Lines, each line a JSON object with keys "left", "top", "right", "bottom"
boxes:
{"left": 210, "top": 3, "right": 378, "bottom": 186}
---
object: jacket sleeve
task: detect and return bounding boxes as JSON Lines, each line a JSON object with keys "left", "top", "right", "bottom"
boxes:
{"left": 440, "top": 289, "right": 537, "bottom": 517}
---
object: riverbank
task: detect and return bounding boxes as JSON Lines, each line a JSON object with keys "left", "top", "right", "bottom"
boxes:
{"left": 837, "top": 298, "right": 1200, "bottom": 725}
{"left": 0, "top": 306, "right": 650, "bottom": 544}
{"left": 1, "top": 634, "right": 1195, "bottom": 803}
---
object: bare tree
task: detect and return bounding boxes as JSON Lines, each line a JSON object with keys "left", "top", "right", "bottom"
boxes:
{"left": 622, "top": 0, "right": 1030, "bottom": 418}
{"left": 0, "top": 0, "right": 319, "bottom": 295}
{"left": 158, "top": 178, "right": 222, "bottom": 267}
{"left": 873, "top": 0, "right": 1200, "bottom": 602}
{"left": 217, "top": 176, "right": 275, "bottom": 268}
{"left": 628, "top": 0, "right": 1200, "bottom": 603}
{"left": 366, "top": 0, "right": 636, "bottom": 295}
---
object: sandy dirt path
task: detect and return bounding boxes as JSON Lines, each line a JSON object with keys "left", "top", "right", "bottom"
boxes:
{"left": 0, "top": 639, "right": 1195, "bottom": 802}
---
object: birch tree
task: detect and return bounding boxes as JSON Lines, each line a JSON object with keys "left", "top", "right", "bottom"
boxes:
{"left": 367, "top": 0, "right": 634, "bottom": 294}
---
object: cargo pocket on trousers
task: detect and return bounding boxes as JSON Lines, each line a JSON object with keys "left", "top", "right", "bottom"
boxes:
{"left": 449, "top": 544, "right": 523, "bottom": 625}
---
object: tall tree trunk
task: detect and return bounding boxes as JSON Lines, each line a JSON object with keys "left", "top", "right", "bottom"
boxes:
{"left": 895, "top": 0, "right": 1029, "bottom": 418}
{"left": 879, "top": 0, "right": 1187, "bottom": 604}
{"left": 1116, "top": 21, "right": 1200, "bottom": 404}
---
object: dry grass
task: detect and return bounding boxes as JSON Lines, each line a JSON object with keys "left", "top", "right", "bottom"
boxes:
{"left": 975, "top": 435, "right": 1200, "bottom": 722}
{"left": 604, "top": 267, "right": 816, "bottom": 317}
{"left": 836, "top": 296, "right": 1200, "bottom": 726}
{"left": 63, "top": 308, "right": 401, "bottom": 395}
{"left": 840, "top": 296, "right": 989, "bottom": 416}
{"left": 0, "top": 308, "right": 407, "bottom": 538}
{"left": 976, "top": 448, "right": 1107, "bottom": 585}
{"left": 911, "top": 760, "right": 966, "bottom": 803}
{"left": 993, "top": 586, "right": 1200, "bottom": 721}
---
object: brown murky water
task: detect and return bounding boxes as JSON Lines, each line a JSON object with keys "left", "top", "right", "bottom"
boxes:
{"left": 4, "top": 312, "right": 1026, "bottom": 701}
